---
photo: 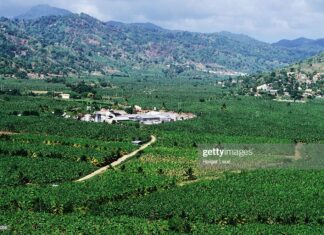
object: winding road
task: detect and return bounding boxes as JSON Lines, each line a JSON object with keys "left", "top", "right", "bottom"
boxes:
{"left": 75, "top": 135, "right": 156, "bottom": 182}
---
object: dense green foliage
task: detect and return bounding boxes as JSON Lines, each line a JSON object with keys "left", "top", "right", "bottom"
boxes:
{"left": 273, "top": 37, "right": 324, "bottom": 54}
{"left": 1, "top": 8, "right": 323, "bottom": 233}
{"left": 236, "top": 53, "right": 324, "bottom": 98}
{"left": 97, "top": 170, "right": 324, "bottom": 226}
{"left": 0, "top": 133, "right": 136, "bottom": 165}
{"left": 0, "top": 156, "right": 95, "bottom": 185}
{"left": 1, "top": 212, "right": 323, "bottom": 234}
{"left": 0, "top": 76, "right": 323, "bottom": 234}
{"left": 0, "top": 13, "right": 321, "bottom": 79}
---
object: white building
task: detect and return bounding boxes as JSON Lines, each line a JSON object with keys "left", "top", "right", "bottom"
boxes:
{"left": 59, "top": 93, "right": 70, "bottom": 99}
{"left": 134, "top": 105, "right": 142, "bottom": 112}
{"left": 257, "top": 84, "right": 271, "bottom": 92}
{"left": 132, "top": 111, "right": 179, "bottom": 125}
{"left": 81, "top": 114, "right": 93, "bottom": 122}
{"left": 112, "top": 110, "right": 128, "bottom": 116}
{"left": 81, "top": 108, "right": 196, "bottom": 125}
{"left": 269, "top": 90, "right": 278, "bottom": 96}
{"left": 113, "top": 116, "right": 130, "bottom": 122}
{"left": 284, "top": 92, "right": 290, "bottom": 97}
{"left": 94, "top": 109, "right": 115, "bottom": 122}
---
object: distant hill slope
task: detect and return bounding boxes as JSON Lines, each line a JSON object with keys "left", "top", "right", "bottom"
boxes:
{"left": 0, "top": 9, "right": 323, "bottom": 78}
{"left": 238, "top": 53, "right": 324, "bottom": 99}
{"left": 15, "top": 4, "right": 72, "bottom": 20}
{"left": 273, "top": 37, "right": 324, "bottom": 54}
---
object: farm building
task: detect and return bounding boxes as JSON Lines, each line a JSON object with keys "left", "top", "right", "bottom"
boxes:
{"left": 94, "top": 109, "right": 115, "bottom": 123}
{"left": 59, "top": 93, "right": 70, "bottom": 99}
{"left": 257, "top": 84, "right": 271, "bottom": 92}
{"left": 79, "top": 108, "right": 196, "bottom": 125}
{"left": 81, "top": 114, "right": 93, "bottom": 122}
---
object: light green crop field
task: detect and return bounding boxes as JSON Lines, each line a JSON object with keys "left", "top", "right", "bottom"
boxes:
{"left": 0, "top": 76, "right": 323, "bottom": 234}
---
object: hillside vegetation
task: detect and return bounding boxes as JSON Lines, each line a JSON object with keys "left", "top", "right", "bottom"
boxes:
{"left": 235, "top": 53, "right": 324, "bottom": 99}
{"left": 0, "top": 13, "right": 321, "bottom": 79}
{"left": 273, "top": 37, "right": 324, "bottom": 54}
{"left": 1, "top": 5, "right": 323, "bottom": 234}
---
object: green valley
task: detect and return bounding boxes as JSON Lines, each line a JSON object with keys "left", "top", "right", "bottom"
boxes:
{"left": 0, "top": 3, "right": 323, "bottom": 235}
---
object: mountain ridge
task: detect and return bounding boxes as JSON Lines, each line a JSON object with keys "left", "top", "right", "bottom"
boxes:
{"left": 15, "top": 4, "right": 72, "bottom": 20}
{"left": 0, "top": 6, "right": 324, "bottom": 78}
{"left": 273, "top": 37, "right": 324, "bottom": 55}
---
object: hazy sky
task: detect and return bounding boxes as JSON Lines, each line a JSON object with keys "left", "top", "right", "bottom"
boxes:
{"left": 0, "top": 0, "right": 324, "bottom": 42}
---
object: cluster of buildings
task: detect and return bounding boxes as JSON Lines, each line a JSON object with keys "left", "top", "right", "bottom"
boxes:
{"left": 79, "top": 106, "right": 196, "bottom": 125}
{"left": 256, "top": 84, "right": 279, "bottom": 96}
{"left": 207, "top": 70, "right": 246, "bottom": 77}
{"left": 30, "top": 91, "right": 71, "bottom": 99}
{"left": 290, "top": 72, "right": 324, "bottom": 85}
{"left": 255, "top": 82, "right": 323, "bottom": 99}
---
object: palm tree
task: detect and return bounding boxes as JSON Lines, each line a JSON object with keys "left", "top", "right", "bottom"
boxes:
{"left": 184, "top": 168, "right": 197, "bottom": 181}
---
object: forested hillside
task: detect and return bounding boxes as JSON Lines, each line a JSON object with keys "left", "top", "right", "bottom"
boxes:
{"left": 235, "top": 53, "right": 324, "bottom": 99}
{"left": 0, "top": 13, "right": 321, "bottom": 78}
{"left": 273, "top": 37, "right": 324, "bottom": 54}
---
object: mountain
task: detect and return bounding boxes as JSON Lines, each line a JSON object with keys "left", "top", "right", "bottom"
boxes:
{"left": 129, "top": 22, "right": 163, "bottom": 31}
{"left": 0, "top": 11, "right": 323, "bottom": 78}
{"left": 274, "top": 38, "right": 314, "bottom": 48}
{"left": 107, "top": 21, "right": 163, "bottom": 31}
{"left": 273, "top": 37, "right": 324, "bottom": 54}
{"left": 15, "top": 4, "right": 72, "bottom": 20}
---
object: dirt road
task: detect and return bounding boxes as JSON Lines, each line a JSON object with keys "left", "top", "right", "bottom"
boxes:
{"left": 0, "top": 131, "right": 16, "bottom": 135}
{"left": 75, "top": 135, "right": 156, "bottom": 182}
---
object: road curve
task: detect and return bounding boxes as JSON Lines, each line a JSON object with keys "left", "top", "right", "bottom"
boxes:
{"left": 75, "top": 135, "right": 156, "bottom": 182}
